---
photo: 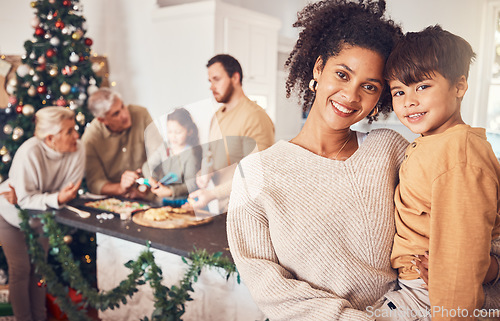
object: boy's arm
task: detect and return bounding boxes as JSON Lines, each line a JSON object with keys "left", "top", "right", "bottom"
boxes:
{"left": 428, "top": 165, "right": 498, "bottom": 321}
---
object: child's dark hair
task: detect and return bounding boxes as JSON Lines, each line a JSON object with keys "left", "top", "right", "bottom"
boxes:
{"left": 285, "top": 0, "right": 402, "bottom": 121}
{"left": 207, "top": 54, "right": 244, "bottom": 84}
{"left": 385, "top": 25, "right": 476, "bottom": 85}
{"left": 167, "top": 107, "right": 200, "bottom": 148}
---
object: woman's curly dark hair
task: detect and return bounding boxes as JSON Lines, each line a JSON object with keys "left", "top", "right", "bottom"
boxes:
{"left": 285, "top": 0, "right": 402, "bottom": 122}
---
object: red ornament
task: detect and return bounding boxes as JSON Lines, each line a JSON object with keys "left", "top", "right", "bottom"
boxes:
{"left": 62, "top": 0, "right": 71, "bottom": 6}
{"left": 56, "top": 97, "right": 66, "bottom": 106}
{"left": 55, "top": 20, "right": 65, "bottom": 29}
{"left": 62, "top": 65, "right": 73, "bottom": 76}
{"left": 79, "top": 56, "right": 84, "bottom": 62}
{"left": 84, "top": 38, "right": 93, "bottom": 46}
{"left": 37, "top": 85, "right": 47, "bottom": 94}
{"left": 46, "top": 48, "right": 56, "bottom": 58}
{"left": 36, "top": 63, "right": 46, "bottom": 72}
{"left": 16, "top": 105, "right": 23, "bottom": 114}
{"left": 53, "top": 11, "right": 58, "bottom": 18}
{"left": 34, "top": 27, "right": 45, "bottom": 37}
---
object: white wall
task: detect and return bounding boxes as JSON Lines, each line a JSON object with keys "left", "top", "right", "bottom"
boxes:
{"left": 0, "top": 0, "right": 491, "bottom": 141}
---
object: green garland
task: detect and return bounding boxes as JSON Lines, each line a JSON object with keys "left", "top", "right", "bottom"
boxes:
{"left": 18, "top": 209, "right": 239, "bottom": 321}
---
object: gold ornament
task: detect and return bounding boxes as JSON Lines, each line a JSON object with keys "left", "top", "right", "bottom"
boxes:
{"left": 0, "top": 146, "right": 7, "bottom": 156}
{"left": 2, "top": 154, "right": 11, "bottom": 164}
{"left": 76, "top": 112, "right": 85, "bottom": 125}
{"left": 71, "top": 32, "right": 81, "bottom": 41}
{"left": 63, "top": 235, "right": 73, "bottom": 244}
{"left": 60, "top": 82, "right": 71, "bottom": 95}
{"left": 49, "top": 66, "right": 58, "bottom": 77}
{"left": 28, "top": 86, "right": 37, "bottom": 97}
{"left": 3, "top": 124, "right": 13, "bottom": 135}
{"left": 30, "top": 1, "right": 37, "bottom": 8}
{"left": 12, "top": 127, "right": 24, "bottom": 141}
{"left": 22, "top": 104, "right": 35, "bottom": 116}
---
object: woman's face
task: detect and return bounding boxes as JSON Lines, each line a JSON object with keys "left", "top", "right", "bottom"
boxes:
{"left": 50, "top": 118, "right": 79, "bottom": 153}
{"left": 311, "top": 45, "right": 385, "bottom": 130}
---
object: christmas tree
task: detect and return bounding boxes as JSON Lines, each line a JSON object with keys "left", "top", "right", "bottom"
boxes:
{"left": 0, "top": 0, "right": 101, "bottom": 180}
{"left": 0, "top": 0, "right": 101, "bottom": 286}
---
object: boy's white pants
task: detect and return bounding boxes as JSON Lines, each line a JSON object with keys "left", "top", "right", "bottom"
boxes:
{"left": 372, "top": 278, "right": 431, "bottom": 321}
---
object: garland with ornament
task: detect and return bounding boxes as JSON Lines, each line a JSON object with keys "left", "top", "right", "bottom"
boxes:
{"left": 0, "top": 0, "right": 101, "bottom": 180}
{"left": 18, "top": 208, "right": 239, "bottom": 321}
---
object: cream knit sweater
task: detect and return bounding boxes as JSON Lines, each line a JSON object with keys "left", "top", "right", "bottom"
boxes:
{"left": 227, "top": 128, "right": 409, "bottom": 321}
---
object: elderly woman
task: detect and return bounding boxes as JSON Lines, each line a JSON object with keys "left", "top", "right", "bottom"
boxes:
{"left": 0, "top": 106, "right": 83, "bottom": 321}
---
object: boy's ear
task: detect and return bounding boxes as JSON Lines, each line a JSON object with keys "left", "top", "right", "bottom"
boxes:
{"left": 454, "top": 75, "right": 468, "bottom": 100}
{"left": 313, "top": 56, "right": 324, "bottom": 80}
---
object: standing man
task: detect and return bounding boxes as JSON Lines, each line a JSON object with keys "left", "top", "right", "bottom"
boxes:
{"left": 82, "top": 87, "right": 153, "bottom": 199}
{"left": 189, "top": 54, "right": 275, "bottom": 212}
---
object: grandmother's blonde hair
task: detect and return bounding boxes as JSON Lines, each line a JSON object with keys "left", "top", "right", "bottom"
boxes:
{"left": 34, "top": 106, "right": 75, "bottom": 140}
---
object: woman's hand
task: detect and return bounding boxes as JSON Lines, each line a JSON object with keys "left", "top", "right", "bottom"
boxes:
{"left": 414, "top": 252, "right": 429, "bottom": 288}
{"left": 415, "top": 251, "right": 500, "bottom": 286}
{"left": 182, "top": 188, "right": 215, "bottom": 210}
{"left": 57, "top": 180, "right": 81, "bottom": 205}
{"left": 149, "top": 178, "right": 173, "bottom": 198}
{"left": 0, "top": 184, "right": 17, "bottom": 205}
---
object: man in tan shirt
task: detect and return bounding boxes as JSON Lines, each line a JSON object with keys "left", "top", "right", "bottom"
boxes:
{"left": 82, "top": 88, "right": 153, "bottom": 199}
{"left": 188, "top": 54, "right": 275, "bottom": 213}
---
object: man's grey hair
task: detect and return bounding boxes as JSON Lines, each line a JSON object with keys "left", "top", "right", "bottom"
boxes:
{"left": 87, "top": 87, "right": 122, "bottom": 118}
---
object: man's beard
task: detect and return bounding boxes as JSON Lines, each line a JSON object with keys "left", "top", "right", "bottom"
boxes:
{"left": 216, "top": 84, "right": 234, "bottom": 104}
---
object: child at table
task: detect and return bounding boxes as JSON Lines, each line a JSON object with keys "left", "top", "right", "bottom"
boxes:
{"left": 148, "top": 107, "right": 202, "bottom": 202}
{"left": 379, "top": 25, "right": 500, "bottom": 320}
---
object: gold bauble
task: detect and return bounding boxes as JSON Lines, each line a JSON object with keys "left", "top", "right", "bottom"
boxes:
{"left": 49, "top": 66, "right": 58, "bottom": 77}
{"left": 63, "top": 235, "right": 73, "bottom": 244}
{"left": 22, "top": 104, "right": 35, "bottom": 116}
{"left": 28, "top": 86, "right": 37, "bottom": 97}
{"left": 3, "top": 124, "right": 13, "bottom": 135}
{"left": 2, "top": 154, "right": 11, "bottom": 164}
{"left": 0, "top": 146, "right": 7, "bottom": 156}
{"left": 71, "top": 32, "right": 81, "bottom": 41}
{"left": 76, "top": 112, "right": 85, "bottom": 125}
{"left": 30, "top": 1, "right": 37, "bottom": 8}
{"left": 60, "top": 82, "right": 71, "bottom": 95}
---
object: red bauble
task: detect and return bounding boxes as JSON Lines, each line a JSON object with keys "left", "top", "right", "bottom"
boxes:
{"left": 84, "top": 38, "right": 93, "bottom": 46}
{"left": 46, "top": 48, "right": 56, "bottom": 58}
{"left": 62, "top": 65, "right": 73, "bottom": 76}
{"left": 55, "top": 20, "right": 65, "bottom": 29}
{"left": 36, "top": 63, "right": 46, "bottom": 72}
{"left": 79, "top": 56, "right": 84, "bottom": 62}
{"left": 62, "top": 0, "right": 71, "bottom": 6}
{"left": 34, "top": 27, "right": 45, "bottom": 37}
{"left": 37, "top": 85, "right": 47, "bottom": 94}
{"left": 16, "top": 105, "right": 23, "bottom": 114}
{"left": 56, "top": 98, "right": 66, "bottom": 106}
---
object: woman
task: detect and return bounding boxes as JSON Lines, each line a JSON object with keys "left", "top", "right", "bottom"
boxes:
{"left": 148, "top": 107, "right": 202, "bottom": 202}
{"left": 0, "top": 106, "right": 83, "bottom": 321}
{"left": 227, "top": 0, "right": 406, "bottom": 319}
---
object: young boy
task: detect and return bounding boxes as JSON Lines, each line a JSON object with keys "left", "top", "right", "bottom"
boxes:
{"left": 381, "top": 25, "right": 500, "bottom": 320}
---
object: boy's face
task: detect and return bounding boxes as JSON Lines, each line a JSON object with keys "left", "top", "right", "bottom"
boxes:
{"left": 389, "top": 72, "right": 467, "bottom": 136}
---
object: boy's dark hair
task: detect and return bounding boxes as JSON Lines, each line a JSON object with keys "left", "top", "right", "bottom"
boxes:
{"left": 385, "top": 25, "right": 476, "bottom": 85}
{"left": 285, "top": 0, "right": 402, "bottom": 120}
{"left": 207, "top": 54, "right": 243, "bottom": 85}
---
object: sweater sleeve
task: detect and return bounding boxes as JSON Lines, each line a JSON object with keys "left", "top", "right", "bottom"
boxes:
{"left": 12, "top": 148, "right": 59, "bottom": 210}
{"left": 227, "top": 163, "right": 374, "bottom": 321}
{"left": 428, "top": 165, "right": 497, "bottom": 320}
